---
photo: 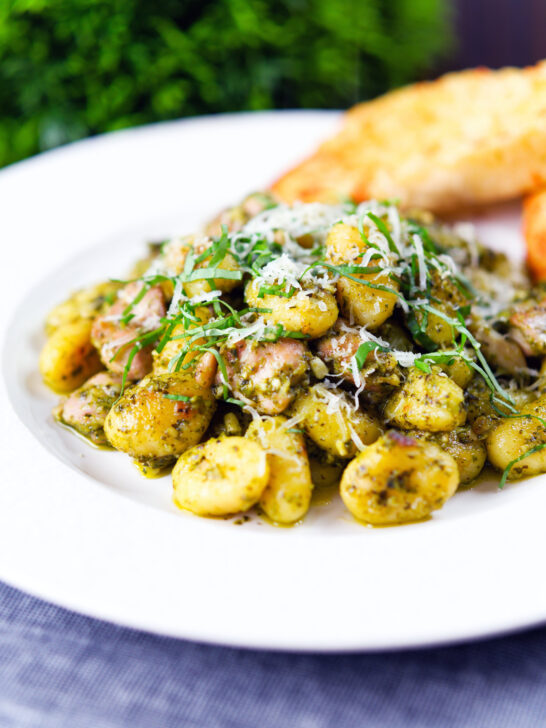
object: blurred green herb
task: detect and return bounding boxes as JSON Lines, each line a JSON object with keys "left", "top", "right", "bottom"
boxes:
{"left": 0, "top": 0, "right": 451, "bottom": 167}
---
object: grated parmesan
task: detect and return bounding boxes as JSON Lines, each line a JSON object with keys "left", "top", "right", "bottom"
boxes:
{"left": 412, "top": 234, "right": 427, "bottom": 290}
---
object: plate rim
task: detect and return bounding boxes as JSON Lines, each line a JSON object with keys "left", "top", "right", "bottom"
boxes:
{"left": 1, "top": 110, "right": 546, "bottom": 652}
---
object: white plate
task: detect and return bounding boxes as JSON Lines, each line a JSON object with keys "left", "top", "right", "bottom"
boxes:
{"left": 1, "top": 111, "right": 545, "bottom": 652}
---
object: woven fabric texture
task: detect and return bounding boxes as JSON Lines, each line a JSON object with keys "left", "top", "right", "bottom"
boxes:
{"left": 0, "top": 581, "right": 545, "bottom": 728}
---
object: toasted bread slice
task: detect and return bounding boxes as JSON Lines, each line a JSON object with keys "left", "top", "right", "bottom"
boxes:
{"left": 272, "top": 62, "right": 546, "bottom": 213}
{"left": 524, "top": 188, "right": 546, "bottom": 281}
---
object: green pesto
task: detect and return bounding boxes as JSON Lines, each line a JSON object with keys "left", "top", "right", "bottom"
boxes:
{"left": 42, "top": 196, "right": 546, "bottom": 517}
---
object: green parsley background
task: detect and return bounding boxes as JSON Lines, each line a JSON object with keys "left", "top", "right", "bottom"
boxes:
{"left": 0, "top": 0, "right": 451, "bottom": 168}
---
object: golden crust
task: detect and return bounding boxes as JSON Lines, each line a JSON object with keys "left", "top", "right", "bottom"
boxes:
{"left": 271, "top": 62, "right": 546, "bottom": 212}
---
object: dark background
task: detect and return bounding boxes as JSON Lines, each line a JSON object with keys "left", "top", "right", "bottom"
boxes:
{"left": 450, "top": 0, "right": 545, "bottom": 71}
{"left": 0, "top": 0, "right": 544, "bottom": 169}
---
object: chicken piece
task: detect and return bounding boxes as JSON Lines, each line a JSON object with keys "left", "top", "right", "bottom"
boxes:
{"left": 272, "top": 62, "right": 546, "bottom": 213}
{"left": 55, "top": 371, "right": 122, "bottom": 446}
{"left": 91, "top": 282, "right": 166, "bottom": 380}
{"left": 220, "top": 338, "right": 309, "bottom": 415}
{"left": 469, "top": 318, "right": 527, "bottom": 374}
{"left": 204, "top": 192, "right": 277, "bottom": 237}
{"left": 509, "top": 298, "right": 546, "bottom": 356}
{"left": 161, "top": 235, "right": 240, "bottom": 297}
{"left": 316, "top": 323, "right": 401, "bottom": 396}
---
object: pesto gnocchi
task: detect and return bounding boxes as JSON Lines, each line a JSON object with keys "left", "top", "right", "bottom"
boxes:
{"left": 340, "top": 431, "right": 459, "bottom": 525}
{"left": 40, "top": 196, "right": 545, "bottom": 527}
{"left": 246, "top": 416, "right": 313, "bottom": 524}
{"left": 173, "top": 437, "right": 269, "bottom": 516}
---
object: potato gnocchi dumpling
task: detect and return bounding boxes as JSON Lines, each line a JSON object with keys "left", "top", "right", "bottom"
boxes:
{"left": 409, "top": 427, "right": 487, "bottom": 484}
{"left": 290, "top": 384, "right": 381, "bottom": 459}
{"left": 384, "top": 366, "right": 466, "bottom": 432}
{"left": 45, "top": 281, "right": 121, "bottom": 336}
{"left": 246, "top": 416, "right": 313, "bottom": 524}
{"left": 307, "top": 443, "right": 345, "bottom": 489}
{"left": 104, "top": 373, "right": 216, "bottom": 471}
{"left": 173, "top": 437, "right": 269, "bottom": 516}
{"left": 465, "top": 377, "right": 536, "bottom": 439}
{"left": 408, "top": 271, "right": 467, "bottom": 347}
{"left": 39, "top": 319, "right": 102, "bottom": 393}
{"left": 40, "top": 196, "right": 546, "bottom": 528}
{"left": 326, "top": 223, "right": 399, "bottom": 330}
{"left": 340, "top": 431, "right": 459, "bottom": 525}
{"left": 245, "top": 279, "right": 338, "bottom": 339}
{"left": 487, "top": 395, "right": 546, "bottom": 480}
{"left": 440, "top": 356, "right": 474, "bottom": 390}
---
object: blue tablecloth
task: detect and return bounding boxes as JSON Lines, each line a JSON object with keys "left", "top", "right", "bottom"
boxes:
{"left": 1, "top": 581, "right": 545, "bottom": 728}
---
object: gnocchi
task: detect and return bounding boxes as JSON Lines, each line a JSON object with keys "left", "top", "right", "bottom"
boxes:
{"left": 104, "top": 373, "right": 216, "bottom": 472}
{"left": 40, "top": 197, "right": 544, "bottom": 528}
{"left": 409, "top": 427, "right": 486, "bottom": 484}
{"left": 245, "top": 279, "right": 338, "bottom": 339}
{"left": 45, "top": 281, "right": 121, "bottom": 336}
{"left": 246, "top": 416, "right": 313, "bottom": 524}
{"left": 39, "top": 319, "right": 102, "bottom": 393}
{"left": 290, "top": 384, "right": 381, "bottom": 459}
{"left": 384, "top": 366, "right": 466, "bottom": 432}
{"left": 487, "top": 395, "right": 546, "bottom": 480}
{"left": 326, "top": 223, "right": 399, "bottom": 330}
{"left": 172, "top": 437, "right": 269, "bottom": 516}
{"left": 340, "top": 431, "right": 459, "bottom": 525}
